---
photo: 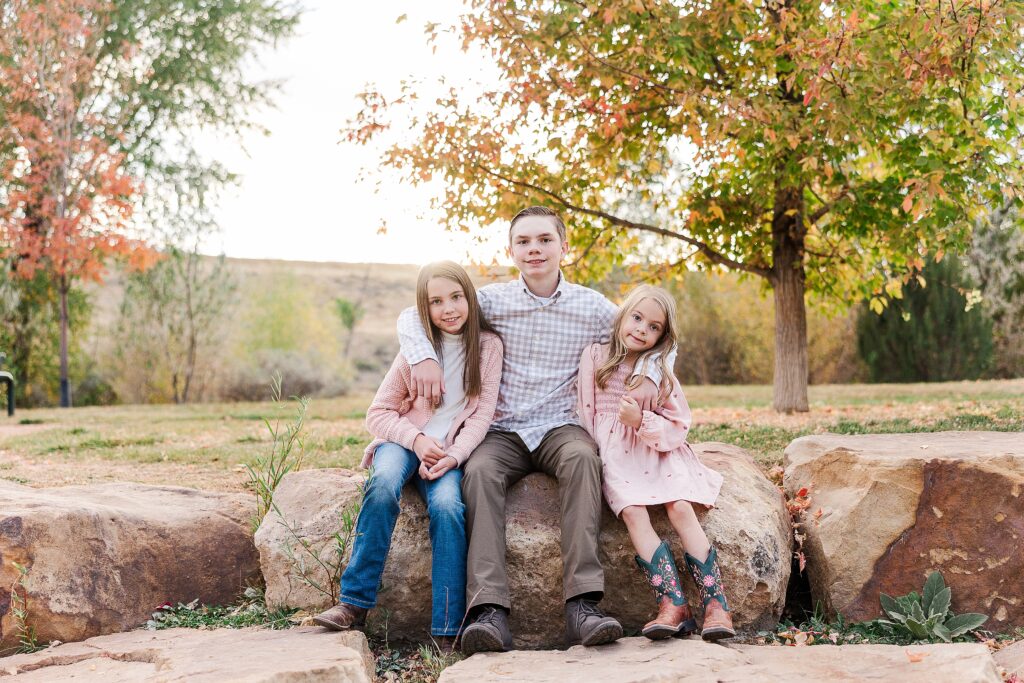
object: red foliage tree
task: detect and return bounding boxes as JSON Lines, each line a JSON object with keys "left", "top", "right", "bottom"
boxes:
{"left": 0, "top": 0, "right": 154, "bottom": 407}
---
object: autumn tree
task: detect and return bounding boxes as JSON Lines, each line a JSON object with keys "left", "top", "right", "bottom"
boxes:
{"left": 346, "top": 0, "right": 1024, "bottom": 411}
{"left": 0, "top": 0, "right": 299, "bottom": 405}
{"left": 0, "top": 0, "right": 149, "bottom": 407}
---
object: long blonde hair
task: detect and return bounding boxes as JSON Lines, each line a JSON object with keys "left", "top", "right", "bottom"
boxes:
{"left": 414, "top": 261, "right": 496, "bottom": 397}
{"left": 596, "top": 285, "right": 677, "bottom": 403}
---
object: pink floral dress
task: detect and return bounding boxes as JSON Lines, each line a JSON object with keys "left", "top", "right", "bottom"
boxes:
{"left": 577, "top": 343, "right": 723, "bottom": 516}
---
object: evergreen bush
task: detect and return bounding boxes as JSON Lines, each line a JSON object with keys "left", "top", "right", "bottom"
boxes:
{"left": 857, "top": 256, "right": 993, "bottom": 382}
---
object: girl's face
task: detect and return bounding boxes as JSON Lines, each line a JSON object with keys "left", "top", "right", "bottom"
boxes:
{"left": 620, "top": 297, "right": 666, "bottom": 353}
{"left": 426, "top": 276, "right": 470, "bottom": 335}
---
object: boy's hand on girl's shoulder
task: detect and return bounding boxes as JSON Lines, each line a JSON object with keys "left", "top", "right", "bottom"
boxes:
{"left": 411, "top": 359, "right": 445, "bottom": 407}
{"left": 627, "top": 378, "right": 659, "bottom": 412}
{"left": 413, "top": 434, "right": 447, "bottom": 466}
{"left": 618, "top": 396, "right": 643, "bottom": 429}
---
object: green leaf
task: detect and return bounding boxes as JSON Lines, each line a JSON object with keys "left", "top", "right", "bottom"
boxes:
{"left": 943, "top": 613, "right": 988, "bottom": 637}
{"left": 909, "top": 601, "right": 926, "bottom": 623}
{"left": 879, "top": 593, "right": 904, "bottom": 620}
{"left": 904, "top": 617, "right": 929, "bottom": 639}
{"left": 927, "top": 587, "right": 951, "bottom": 620}
{"left": 932, "top": 622, "right": 952, "bottom": 643}
{"left": 922, "top": 571, "right": 945, "bottom": 613}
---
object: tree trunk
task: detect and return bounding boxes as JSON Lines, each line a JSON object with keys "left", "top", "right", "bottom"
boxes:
{"left": 770, "top": 185, "right": 809, "bottom": 413}
{"left": 58, "top": 279, "right": 71, "bottom": 408}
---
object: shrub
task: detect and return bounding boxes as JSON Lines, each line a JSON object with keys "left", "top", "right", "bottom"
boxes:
{"left": 222, "top": 350, "right": 327, "bottom": 402}
{"left": 857, "top": 256, "right": 994, "bottom": 382}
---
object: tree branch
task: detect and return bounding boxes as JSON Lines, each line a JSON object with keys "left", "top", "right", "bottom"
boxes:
{"left": 479, "top": 166, "right": 772, "bottom": 278}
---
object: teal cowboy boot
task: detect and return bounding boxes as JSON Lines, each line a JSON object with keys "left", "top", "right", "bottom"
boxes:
{"left": 634, "top": 540, "right": 697, "bottom": 639}
{"left": 684, "top": 545, "right": 735, "bottom": 640}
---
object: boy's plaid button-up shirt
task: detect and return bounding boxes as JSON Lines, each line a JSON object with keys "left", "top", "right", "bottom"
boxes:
{"left": 398, "top": 274, "right": 618, "bottom": 450}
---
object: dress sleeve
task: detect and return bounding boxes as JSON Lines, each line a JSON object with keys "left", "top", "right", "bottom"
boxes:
{"left": 636, "top": 376, "right": 692, "bottom": 452}
{"left": 397, "top": 307, "right": 438, "bottom": 366}
{"left": 576, "top": 344, "right": 600, "bottom": 438}
{"left": 364, "top": 355, "right": 424, "bottom": 450}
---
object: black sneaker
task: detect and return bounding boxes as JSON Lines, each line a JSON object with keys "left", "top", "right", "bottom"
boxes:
{"left": 565, "top": 598, "right": 623, "bottom": 647}
{"left": 460, "top": 605, "right": 513, "bottom": 655}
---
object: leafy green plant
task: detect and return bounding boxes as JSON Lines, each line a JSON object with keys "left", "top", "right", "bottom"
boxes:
{"left": 878, "top": 572, "right": 987, "bottom": 642}
{"left": 245, "top": 373, "right": 309, "bottom": 532}
{"left": 146, "top": 586, "right": 297, "bottom": 631}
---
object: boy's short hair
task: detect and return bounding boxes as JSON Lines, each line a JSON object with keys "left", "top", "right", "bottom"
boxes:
{"left": 509, "top": 206, "right": 567, "bottom": 243}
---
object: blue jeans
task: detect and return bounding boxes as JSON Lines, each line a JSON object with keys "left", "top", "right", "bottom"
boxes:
{"left": 340, "top": 442, "right": 467, "bottom": 636}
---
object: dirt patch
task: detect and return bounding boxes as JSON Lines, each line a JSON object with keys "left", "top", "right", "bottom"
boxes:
{"left": 0, "top": 423, "right": 56, "bottom": 440}
{"left": 0, "top": 451, "right": 249, "bottom": 492}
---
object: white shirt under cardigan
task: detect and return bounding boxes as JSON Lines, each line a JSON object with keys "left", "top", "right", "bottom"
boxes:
{"left": 420, "top": 332, "right": 468, "bottom": 442}
{"left": 398, "top": 273, "right": 673, "bottom": 451}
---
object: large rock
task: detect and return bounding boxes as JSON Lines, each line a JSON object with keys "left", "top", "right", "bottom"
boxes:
{"left": 994, "top": 640, "right": 1024, "bottom": 678}
{"left": 0, "top": 481, "right": 260, "bottom": 649}
{"left": 437, "top": 637, "right": 1000, "bottom": 683}
{"left": 0, "top": 626, "right": 372, "bottom": 682}
{"left": 257, "top": 443, "right": 790, "bottom": 646}
{"left": 784, "top": 432, "right": 1024, "bottom": 629}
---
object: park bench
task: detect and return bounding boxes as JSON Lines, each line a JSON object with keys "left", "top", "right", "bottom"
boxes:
{"left": 0, "top": 352, "right": 14, "bottom": 416}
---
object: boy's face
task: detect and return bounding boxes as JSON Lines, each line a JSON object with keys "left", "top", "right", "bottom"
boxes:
{"left": 508, "top": 215, "right": 568, "bottom": 282}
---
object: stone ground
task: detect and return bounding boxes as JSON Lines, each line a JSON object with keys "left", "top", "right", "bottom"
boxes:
{"left": 0, "top": 626, "right": 374, "bottom": 682}
{"left": 438, "top": 637, "right": 1003, "bottom": 683}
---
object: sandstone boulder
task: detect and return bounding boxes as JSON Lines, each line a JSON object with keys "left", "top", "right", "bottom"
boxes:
{"left": 784, "top": 432, "right": 1024, "bottom": 629}
{"left": 994, "top": 640, "right": 1024, "bottom": 678}
{"left": 0, "top": 482, "right": 260, "bottom": 650}
{"left": 257, "top": 443, "right": 790, "bottom": 647}
{"left": 0, "top": 626, "right": 372, "bottom": 682}
{"left": 437, "top": 637, "right": 1000, "bottom": 683}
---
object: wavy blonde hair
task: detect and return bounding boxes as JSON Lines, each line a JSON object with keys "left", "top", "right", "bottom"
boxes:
{"left": 596, "top": 285, "right": 677, "bottom": 403}
{"left": 415, "top": 261, "right": 497, "bottom": 397}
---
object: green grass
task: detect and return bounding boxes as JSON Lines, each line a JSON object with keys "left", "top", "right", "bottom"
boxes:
{"left": 690, "top": 403, "right": 1024, "bottom": 468}
{"left": 1, "top": 380, "right": 1020, "bottom": 489}
{"left": 148, "top": 589, "right": 297, "bottom": 631}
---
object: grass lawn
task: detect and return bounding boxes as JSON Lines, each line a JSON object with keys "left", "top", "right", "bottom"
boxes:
{"left": 1, "top": 378, "right": 1021, "bottom": 492}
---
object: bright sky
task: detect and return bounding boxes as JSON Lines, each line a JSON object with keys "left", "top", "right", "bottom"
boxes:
{"left": 201, "top": 0, "right": 511, "bottom": 266}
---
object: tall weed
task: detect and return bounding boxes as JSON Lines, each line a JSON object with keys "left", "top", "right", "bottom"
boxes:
{"left": 245, "top": 373, "right": 308, "bottom": 532}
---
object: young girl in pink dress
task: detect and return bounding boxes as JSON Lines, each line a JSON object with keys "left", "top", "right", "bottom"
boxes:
{"left": 577, "top": 285, "right": 734, "bottom": 641}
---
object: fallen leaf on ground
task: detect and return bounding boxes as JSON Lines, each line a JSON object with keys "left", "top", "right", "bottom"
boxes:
{"left": 906, "top": 651, "right": 929, "bottom": 663}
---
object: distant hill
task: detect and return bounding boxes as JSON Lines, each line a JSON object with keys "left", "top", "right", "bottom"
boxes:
{"left": 85, "top": 257, "right": 512, "bottom": 393}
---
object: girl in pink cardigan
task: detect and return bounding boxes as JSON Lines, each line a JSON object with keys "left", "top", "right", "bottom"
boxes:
{"left": 314, "top": 261, "right": 502, "bottom": 651}
{"left": 577, "top": 285, "right": 734, "bottom": 642}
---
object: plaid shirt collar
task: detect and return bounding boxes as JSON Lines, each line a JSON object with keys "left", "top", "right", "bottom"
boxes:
{"left": 517, "top": 271, "right": 569, "bottom": 303}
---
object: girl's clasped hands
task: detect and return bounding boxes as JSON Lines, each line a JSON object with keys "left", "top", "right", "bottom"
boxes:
{"left": 413, "top": 433, "right": 457, "bottom": 480}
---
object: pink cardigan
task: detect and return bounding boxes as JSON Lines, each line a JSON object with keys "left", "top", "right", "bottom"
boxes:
{"left": 577, "top": 343, "right": 692, "bottom": 452}
{"left": 362, "top": 331, "right": 503, "bottom": 467}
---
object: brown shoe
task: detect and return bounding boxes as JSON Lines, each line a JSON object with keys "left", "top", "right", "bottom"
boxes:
{"left": 461, "top": 605, "right": 513, "bottom": 655}
{"left": 434, "top": 635, "right": 458, "bottom": 655}
{"left": 700, "top": 599, "right": 735, "bottom": 640}
{"left": 642, "top": 596, "right": 698, "bottom": 640}
{"left": 312, "top": 603, "right": 367, "bottom": 631}
{"left": 565, "top": 598, "right": 623, "bottom": 647}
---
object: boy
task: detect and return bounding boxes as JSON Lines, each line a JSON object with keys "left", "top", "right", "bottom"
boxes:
{"left": 405, "top": 207, "right": 667, "bottom": 654}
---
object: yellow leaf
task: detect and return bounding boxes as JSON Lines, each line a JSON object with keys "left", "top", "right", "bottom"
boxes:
{"left": 869, "top": 297, "right": 885, "bottom": 314}
{"left": 395, "top": 13, "right": 407, "bottom": 24}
